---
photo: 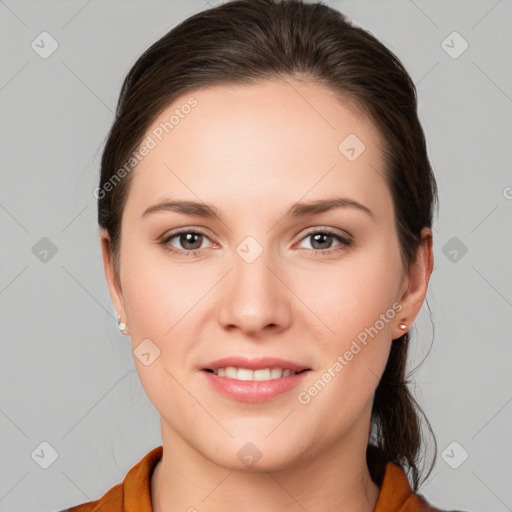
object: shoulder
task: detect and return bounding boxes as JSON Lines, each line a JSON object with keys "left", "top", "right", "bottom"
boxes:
{"left": 405, "top": 492, "right": 469, "bottom": 512}
{"left": 58, "top": 445, "right": 163, "bottom": 512}
{"left": 56, "top": 484, "right": 121, "bottom": 511}
{"left": 375, "top": 461, "right": 469, "bottom": 512}
{"left": 57, "top": 504, "right": 97, "bottom": 512}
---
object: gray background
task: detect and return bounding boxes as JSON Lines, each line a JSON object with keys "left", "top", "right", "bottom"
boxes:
{"left": 1, "top": 0, "right": 511, "bottom": 511}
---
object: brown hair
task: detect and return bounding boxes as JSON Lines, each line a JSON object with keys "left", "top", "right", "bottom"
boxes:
{"left": 98, "top": 0, "right": 438, "bottom": 490}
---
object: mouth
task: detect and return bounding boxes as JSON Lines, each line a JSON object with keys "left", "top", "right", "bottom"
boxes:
{"left": 201, "top": 366, "right": 311, "bottom": 402}
{"left": 202, "top": 367, "right": 310, "bottom": 381}
{"left": 200, "top": 357, "right": 312, "bottom": 401}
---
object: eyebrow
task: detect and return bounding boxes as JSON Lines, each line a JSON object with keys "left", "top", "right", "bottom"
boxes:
{"left": 141, "top": 197, "right": 374, "bottom": 221}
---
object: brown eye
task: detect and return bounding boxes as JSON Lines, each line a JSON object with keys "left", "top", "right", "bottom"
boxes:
{"left": 297, "top": 229, "right": 352, "bottom": 255}
{"left": 175, "top": 232, "right": 204, "bottom": 250}
{"left": 160, "top": 229, "right": 213, "bottom": 256}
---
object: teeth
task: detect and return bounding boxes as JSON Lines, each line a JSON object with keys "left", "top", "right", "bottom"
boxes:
{"left": 211, "top": 367, "right": 299, "bottom": 380}
{"left": 270, "top": 368, "right": 282, "bottom": 379}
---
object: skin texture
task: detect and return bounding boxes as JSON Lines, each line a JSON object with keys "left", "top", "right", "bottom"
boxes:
{"left": 100, "top": 78, "right": 433, "bottom": 512}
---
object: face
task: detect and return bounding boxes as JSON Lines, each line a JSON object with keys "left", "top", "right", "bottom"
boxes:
{"left": 101, "top": 78, "right": 431, "bottom": 472}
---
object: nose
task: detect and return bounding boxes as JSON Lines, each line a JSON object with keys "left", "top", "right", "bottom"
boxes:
{"left": 217, "top": 245, "right": 292, "bottom": 336}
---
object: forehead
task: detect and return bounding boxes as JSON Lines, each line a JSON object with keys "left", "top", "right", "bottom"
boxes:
{"left": 126, "top": 78, "right": 392, "bottom": 220}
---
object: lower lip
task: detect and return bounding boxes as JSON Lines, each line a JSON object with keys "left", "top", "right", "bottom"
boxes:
{"left": 201, "top": 370, "right": 310, "bottom": 402}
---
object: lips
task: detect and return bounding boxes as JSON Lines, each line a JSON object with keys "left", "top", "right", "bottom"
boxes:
{"left": 201, "top": 366, "right": 311, "bottom": 402}
{"left": 200, "top": 356, "right": 312, "bottom": 402}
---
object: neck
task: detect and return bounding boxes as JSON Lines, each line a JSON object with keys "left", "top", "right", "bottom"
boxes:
{"left": 151, "top": 419, "right": 381, "bottom": 512}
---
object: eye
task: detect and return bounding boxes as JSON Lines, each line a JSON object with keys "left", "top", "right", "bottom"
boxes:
{"left": 159, "top": 229, "right": 214, "bottom": 256}
{"left": 295, "top": 229, "right": 353, "bottom": 255}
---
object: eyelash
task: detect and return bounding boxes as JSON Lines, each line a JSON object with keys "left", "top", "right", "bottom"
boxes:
{"left": 158, "top": 228, "right": 353, "bottom": 257}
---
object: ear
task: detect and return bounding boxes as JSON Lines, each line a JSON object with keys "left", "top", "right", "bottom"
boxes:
{"left": 393, "top": 227, "right": 434, "bottom": 339}
{"left": 100, "top": 229, "right": 127, "bottom": 323}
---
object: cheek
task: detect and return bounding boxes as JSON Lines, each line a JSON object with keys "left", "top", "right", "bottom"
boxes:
{"left": 118, "top": 245, "right": 196, "bottom": 413}
{"left": 119, "top": 239, "right": 194, "bottom": 337}
{"left": 294, "top": 259, "right": 398, "bottom": 427}
{"left": 292, "top": 245, "right": 402, "bottom": 405}
{"left": 298, "top": 252, "right": 402, "bottom": 339}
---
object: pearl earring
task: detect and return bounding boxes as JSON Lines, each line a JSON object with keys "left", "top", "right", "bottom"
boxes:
{"left": 398, "top": 323, "right": 407, "bottom": 330}
{"left": 117, "top": 316, "right": 128, "bottom": 335}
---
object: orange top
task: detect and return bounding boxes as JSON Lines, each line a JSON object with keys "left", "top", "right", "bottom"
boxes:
{"left": 61, "top": 445, "right": 453, "bottom": 511}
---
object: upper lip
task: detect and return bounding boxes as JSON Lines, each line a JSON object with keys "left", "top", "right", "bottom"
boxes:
{"left": 202, "top": 356, "right": 311, "bottom": 372}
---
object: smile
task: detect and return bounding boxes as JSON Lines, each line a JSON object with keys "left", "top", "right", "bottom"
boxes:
{"left": 204, "top": 367, "right": 306, "bottom": 380}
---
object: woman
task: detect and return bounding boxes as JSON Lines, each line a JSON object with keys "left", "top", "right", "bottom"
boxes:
{"left": 63, "top": 0, "right": 464, "bottom": 510}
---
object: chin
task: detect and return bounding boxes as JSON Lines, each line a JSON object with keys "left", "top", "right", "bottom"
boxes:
{"left": 198, "top": 434, "right": 310, "bottom": 473}
{"left": 214, "top": 450, "right": 301, "bottom": 473}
